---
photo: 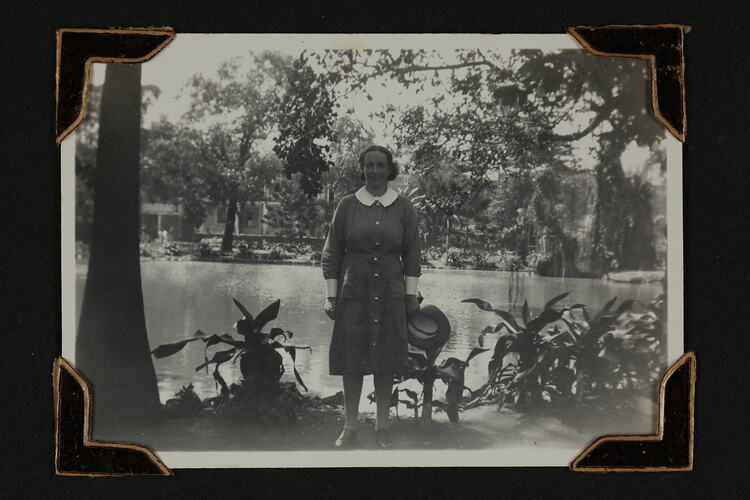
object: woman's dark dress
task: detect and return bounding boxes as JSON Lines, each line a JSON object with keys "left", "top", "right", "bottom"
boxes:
{"left": 322, "top": 190, "right": 421, "bottom": 376}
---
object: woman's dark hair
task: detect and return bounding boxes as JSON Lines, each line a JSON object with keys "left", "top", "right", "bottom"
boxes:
{"left": 359, "top": 145, "right": 399, "bottom": 181}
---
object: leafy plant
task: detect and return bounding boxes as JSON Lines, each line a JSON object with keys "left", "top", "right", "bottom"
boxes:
{"left": 432, "top": 347, "right": 489, "bottom": 422}
{"left": 492, "top": 249, "right": 525, "bottom": 272}
{"left": 307, "top": 249, "right": 322, "bottom": 262}
{"left": 151, "top": 298, "right": 310, "bottom": 397}
{"left": 161, "top": 241, "right": 182, "bottom": 257}
{"left": 164, "top": 383, "right": 202, "bottom": 417}
{"left": 468, "top": 250, "right": 496, "bottom": 271}
{"left": 267, "top": 245, "right": 286, "bottom": 260}
{"left": 236, "top": 242, "right": 257, "bottom": 261}
{"left": 139, "top": 242, "right": 154, "bottom": 258}
{"left": 361, "top": 292, "right": 489, "bottom": 423}
{"left": 197, "top": 237, "right": 223, "bottom": 258}
{"left": 461, "top": 292, "right": 665, "bottom": 414}
{"left": 444, "top": 248, "right": 464, "bottom": 268}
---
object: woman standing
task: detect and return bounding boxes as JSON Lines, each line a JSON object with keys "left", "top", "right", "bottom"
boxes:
{"left": 322, "top": 145, "right": 421, "bottom": 449}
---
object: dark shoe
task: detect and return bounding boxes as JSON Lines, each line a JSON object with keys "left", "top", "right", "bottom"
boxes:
{"left": 335, "top": 428, "right": 358, "bottom": 449}
{"left": 374, "top": 428, "right": 390, "bottom": 449}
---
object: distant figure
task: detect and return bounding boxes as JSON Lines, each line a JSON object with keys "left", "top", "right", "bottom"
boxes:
{"left": 321, "top": 145, "right": 422, "bottom": 449}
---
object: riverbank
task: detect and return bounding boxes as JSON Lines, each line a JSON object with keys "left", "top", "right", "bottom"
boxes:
{"left": 76, "top": 239, "right": 665, "bottom": 278}
{"left": 607, "top": 270, "right": 665, "bottom": 283}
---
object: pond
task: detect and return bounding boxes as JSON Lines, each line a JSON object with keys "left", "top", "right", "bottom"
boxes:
{"left": 75, "top": 261, "right": 663, "bottom": 408}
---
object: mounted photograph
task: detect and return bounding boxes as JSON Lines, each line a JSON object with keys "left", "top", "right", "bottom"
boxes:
{"left": 61, "top": 33, "right": 683, "bottom": 467}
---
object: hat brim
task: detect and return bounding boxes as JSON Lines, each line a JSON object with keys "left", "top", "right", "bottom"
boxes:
{"left": 407, "top": 304, "right": 451, "bottom": 351}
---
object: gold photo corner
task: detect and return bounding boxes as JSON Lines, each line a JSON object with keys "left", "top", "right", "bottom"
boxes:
{"left": 568, "top": 24, "right": 687, "bottom": 142}
{"left": 53, "top": 357, "right": 173, "bottom": 476}
{"left": 55, "top": 27, "right": 175, "bottom": 144}
{"left": 571, "top": 351, "right": 696, "bottom": 472}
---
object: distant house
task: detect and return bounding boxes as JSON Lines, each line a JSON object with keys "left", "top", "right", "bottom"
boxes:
{"left": 141, "top": 202, "right": 191, "bottom": 241}
{"left": 196, "top": 200, "right": 278, "bottom": 237}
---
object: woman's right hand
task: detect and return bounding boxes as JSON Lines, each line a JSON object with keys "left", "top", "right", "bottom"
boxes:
{"left": 325, "top": 297, "right": 337, "bottom": 320}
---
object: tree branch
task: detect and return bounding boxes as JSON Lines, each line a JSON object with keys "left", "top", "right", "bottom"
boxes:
{"left": 547, "top": 101, "right": 616, "bottom": 142}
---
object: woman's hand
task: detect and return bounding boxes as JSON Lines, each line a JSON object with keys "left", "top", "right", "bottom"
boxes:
{"left": 325, "top": 297, "right": 337, "bottom": 320}
{"left": 406, "top": 294, "right": 420, "bottom": 318}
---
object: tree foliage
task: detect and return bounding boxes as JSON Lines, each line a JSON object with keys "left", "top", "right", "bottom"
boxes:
{"left": 312, "top": 48, "right": 665, "bottom": 273}
{"left": 326, "top": 116, "right": 375, "bottom": 201}
{"left": 273, "top": 53, "right": 336, "bottom": 198}
{"left": 174, "top": 53, "right": 290, "bottom": 249}
{"left": 263, "top": 174, "right": 328, "bottom": 239}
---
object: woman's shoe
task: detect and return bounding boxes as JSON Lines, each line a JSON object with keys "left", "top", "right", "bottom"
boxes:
{"left": 334, "top": 428, "right": 358, "bottom": 449}
{"left": 374, "top": 428, "right": 390, "bottom": 449}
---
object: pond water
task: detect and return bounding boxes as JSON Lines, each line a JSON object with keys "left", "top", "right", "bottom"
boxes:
{"left": 75, "top": 261, "right": 663, "bottom": 407}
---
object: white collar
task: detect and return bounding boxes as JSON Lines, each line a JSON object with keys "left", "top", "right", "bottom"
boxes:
{"left": 355, "top": 186, "right": 398, "bottom": 207}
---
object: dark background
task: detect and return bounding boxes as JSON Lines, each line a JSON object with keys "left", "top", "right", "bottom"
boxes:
{"left": 3, "top": 1, "right": 748, "bottom": 497}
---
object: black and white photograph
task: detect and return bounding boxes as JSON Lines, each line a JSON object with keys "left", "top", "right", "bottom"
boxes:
{"left": 61, "top": 33, "right": 682, "bottom": 467}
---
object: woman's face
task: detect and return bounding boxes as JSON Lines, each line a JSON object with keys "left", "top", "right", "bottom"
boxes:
{"left": 362, "top": 150, "right": 390, "bottom": 191}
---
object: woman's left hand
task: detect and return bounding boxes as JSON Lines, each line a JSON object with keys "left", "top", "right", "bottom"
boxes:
{"left": 405, "top": 294, "right": 420, "bottom": 318}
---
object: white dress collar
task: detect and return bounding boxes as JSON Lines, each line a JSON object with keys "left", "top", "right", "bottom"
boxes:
{"left": 355, "top": 186, "right": 398, "bottom": 207}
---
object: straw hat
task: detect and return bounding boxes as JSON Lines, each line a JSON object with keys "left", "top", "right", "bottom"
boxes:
{"left": 407, "top": 304, "right": 451, "bottom": 351}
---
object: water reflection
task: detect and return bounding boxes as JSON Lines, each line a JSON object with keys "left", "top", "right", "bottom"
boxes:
{"left": 76, "top": 262, "right": 663, "bottom": 404}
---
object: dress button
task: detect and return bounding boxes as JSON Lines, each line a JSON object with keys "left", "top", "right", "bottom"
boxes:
{"left": 373, "top": 273, "right": 379, "bottom": 278}
{"left": 375, "top": 220, "right": 380, "bottom": 225}
{"left": 371, "top": 341, "right": 376, "bottom": 347}
{"left": 373, "top": 318, "right": 379, "bottom": 323}
{"left": 373, "top": 257, "right": 379, "bottom": 262}
{"left": 374, "top": 296, "right": 379, "bottom": 301}
{"left": 375, "top": 241, "right": 380, "bottom": 246}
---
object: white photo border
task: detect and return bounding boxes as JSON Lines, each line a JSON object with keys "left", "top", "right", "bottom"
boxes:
{"left": 60, "top": 32, "right": 684, "bottom": 468}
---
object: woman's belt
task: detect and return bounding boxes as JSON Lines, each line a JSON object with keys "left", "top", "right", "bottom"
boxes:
{"left": 343, "top": 251, "right": 401, "bottom": 265}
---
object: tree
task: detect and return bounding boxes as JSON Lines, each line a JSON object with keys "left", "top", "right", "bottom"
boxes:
{"left": 76, "top": 83, "right": 161, "bottom": 242}
{"left": 75, "top": 64, "right": 162, "bottom": 429}
{"left": 326, "top": 116, "right": 375, "bottom": 201}
{"left": 273, "top": 53, "right": 337, "bottom": 198}
{"left": 263, "top": 172, "right": 328, "bottom": 240}
{"left": 182, "top": 52, "right": 289, "bottom": 252}
{"left": 314, "top": 48, "right": 665, "bottom": 274}
{"left": 140, "top": 117, "right": 210, "bottom": 230}
{"left": 411, "top": 159, "right": 481, "bottom": 256}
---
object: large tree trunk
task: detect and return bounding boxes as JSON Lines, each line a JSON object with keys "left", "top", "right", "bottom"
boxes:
{"left": 76, "top": 64, "right": 161, "bottom": 432}
{"left": 221, "top": 196, "right": 238, "bottom": 253}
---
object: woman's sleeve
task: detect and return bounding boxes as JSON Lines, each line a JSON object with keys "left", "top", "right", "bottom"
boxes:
{"left": 321, "top": 198, "right": 347, "bottom": 296}
{"left": 401, "top": 197, "right": 422, "bottom": 293}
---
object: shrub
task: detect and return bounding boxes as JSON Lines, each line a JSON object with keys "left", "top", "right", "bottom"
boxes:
{"left": 161, "top": 241, "right": 181, "bottom": 257}
{"left": 445, "top": 248, "right": 464, "bottom": 268}
{"left": 424, "top": 246, "right": 443, "bottom": 261}
{"left": 462, "top": 293, "right": 666, "bottom": 415}
{"left": 492, "top": 249, "right": 524, "bottom": 271}
{"left": 236, "top": 242, "right": 257, "bottom": 260}
{"left": 308, "top": 250, "right": 322, "bottom": 262}
{"left": 139, "top": 242, "right": 154, "bottom": 258}
{"left": 267, "top": 245, "right": 286, "bottom": 260}
{"left": 371, "top": 347, "right": 488, "bottom": 423}
{"left": 285, "top": 242, "right": 309, "bottom": 255}
{"left": 197, "top": 242, "right": 213, "bottom": 258}
{"left": 164, "top": 383, "right": 202, "bottom": 417}
{"left": 197, "top": 237, "right": 222, "bottom": 258}
{"left": 152, "top": 298, "right": 310, "bottom": 400}
{"left": 468, "top": 251, "right": 496, "bottom": 270}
